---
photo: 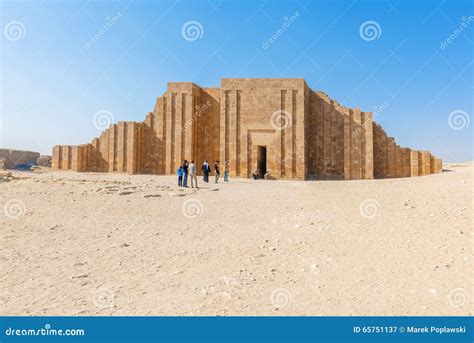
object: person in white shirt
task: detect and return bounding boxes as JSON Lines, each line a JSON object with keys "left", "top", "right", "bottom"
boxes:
{"left": 189, "top": 160, "right": 198, "bottom": 188}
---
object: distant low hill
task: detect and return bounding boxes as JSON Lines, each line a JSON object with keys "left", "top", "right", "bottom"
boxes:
{"left": 0, "top": 148, "right": 40, "bottom": 170}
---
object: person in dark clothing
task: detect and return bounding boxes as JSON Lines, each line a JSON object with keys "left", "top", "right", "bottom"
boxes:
{"left": 214, "top": 160, "right": 220, "bottom": 183}
{"left": 177, "top": 166, "right": 183, "bottom": 186}
{"left": 182, "top": 160, "right": 189, "bottom": 187}
{"left": 202, "top": 160, "right": 210, "bottom": 183}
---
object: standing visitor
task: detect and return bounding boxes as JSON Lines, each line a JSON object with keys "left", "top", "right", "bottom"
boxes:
{"left": 189, "top": 160, "right": 198, "bottom": 188}
{"left": 202, "top": 160, "right": 210, "bottom": 183}
{"left": 214, "top": 160, "right": 220, "bottom": 183}
{"left": 224, "top": 160, "right": 229, "bottom": 182}
{"left": 182, "top": 160, "right": 189, "bottom": 187}
{"left": 177, "top": 166, "right": 183, "bottom": 187}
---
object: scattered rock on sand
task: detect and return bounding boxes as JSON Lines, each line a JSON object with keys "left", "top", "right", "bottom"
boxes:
{"left": 118, "top": 190, "right": 135, "bottom": 196}
{"left": 71, "top": 273, "right": 88, "bottom": 279}
{"left": 143, "top": 194, "right": 161, "bottom": 198}
{"left": 168, "top": 192, "right": 187, "bottom": 197}
{"left": 0, "top": 171, "right": 13, "bottom": 182}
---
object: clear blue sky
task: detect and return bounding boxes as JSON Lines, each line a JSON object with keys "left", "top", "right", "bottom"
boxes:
{"left": 1, "top": 0, "right": 472, "bottom": 162}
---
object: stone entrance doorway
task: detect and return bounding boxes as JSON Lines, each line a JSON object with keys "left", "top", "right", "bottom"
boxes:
{"left": 257, "top": 145, "right": 267, "bottom": 178}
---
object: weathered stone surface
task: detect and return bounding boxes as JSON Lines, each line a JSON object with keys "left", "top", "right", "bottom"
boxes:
{"left": 37, "top": 155, "right": 52, "bottom": 166}
{"left": 0, "top": 149, "right": 40, "bottom": 169}
{"left": 52, "top": 78, "right": 442, "bottom": 180}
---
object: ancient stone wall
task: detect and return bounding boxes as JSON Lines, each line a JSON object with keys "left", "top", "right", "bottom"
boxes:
{"left": 52, "top": 122, "right": 145, "bottom": 173}
{"left": 305, "top": 92, "right": 373, "bottom": 180}
{"left": 52, "top": 78, "right": 442, "bottom": 180}
{"left": 430, "top": 156, "right": 443, "bottom": 173}
{"left": 161, "top": 83, "right": 200, "bottom": 174}
{"left": 219, "top": 78, "right": 306, "bottom": 179}
{"left": 418, "top": 151, "right": 431, "bottom": 176}
{"left": 371, "top": 125, "right": 442, "bottom": 178}
{"left": 196, "top": 88, "right": 220, "bottom": 174}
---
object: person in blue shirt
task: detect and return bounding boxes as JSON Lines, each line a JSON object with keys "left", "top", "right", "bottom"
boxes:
{"left": 177, "top": 166, "right": 183, "bottom": 187}
{"left": 182, "top": 160, "right": 189, "bottom": 187}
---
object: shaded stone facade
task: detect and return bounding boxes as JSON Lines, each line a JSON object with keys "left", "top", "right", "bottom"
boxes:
{"left": 52, "top": 78, "right": 442, "bottom": 179}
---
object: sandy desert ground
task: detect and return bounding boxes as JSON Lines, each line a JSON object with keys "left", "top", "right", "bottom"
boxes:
{"left": 0, "top": 163, "right": 472, "bottom": 316}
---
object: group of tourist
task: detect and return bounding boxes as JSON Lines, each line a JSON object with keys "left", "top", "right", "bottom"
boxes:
{"left": 177, "top": 160, "right": 229, "bottom": 188}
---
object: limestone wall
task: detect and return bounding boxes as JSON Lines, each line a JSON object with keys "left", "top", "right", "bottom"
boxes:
{"left": 52, "top": 122, "right": 145, "bottom": 173}
{"left": 373, "top": 124, "right": 388, "bottom": 178}
{"left": 195, "top": 88, "right": 220, "bottom": 174}
{"left": 372, "top": 125, "right": 442, "bottom": 178}
{"left": 52, "top": 78, "right": 443, "bottom": 180}
{"left": 431, "top": 156, "right": 443, "bottom": 173}
{"left": 161, "top": 83, "right": 200, "bottom": 174}
{"left": 305, "top": 91, "right": 373, "bottom": 180}
{"left": 220, "top": 78, "right": 307, "bottom": 179}
{"left": 418, "top": 151, "right": 431, "bottom": 176}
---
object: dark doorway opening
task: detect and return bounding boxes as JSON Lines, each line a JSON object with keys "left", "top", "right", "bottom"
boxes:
{"left": 257, "top": 145, "right": 267, "bottom": 178}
